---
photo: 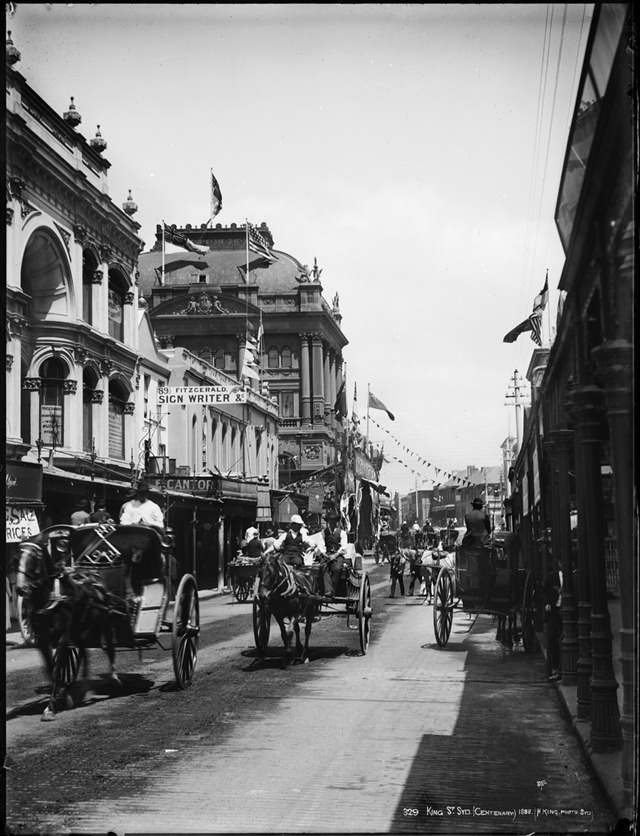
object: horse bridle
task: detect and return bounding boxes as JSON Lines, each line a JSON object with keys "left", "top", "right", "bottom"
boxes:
{"left": 261, "top": 556, "right": 298, "bottom": 599}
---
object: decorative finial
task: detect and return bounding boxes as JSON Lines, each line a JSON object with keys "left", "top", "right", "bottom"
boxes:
{"left": 63, "top": 96, "right": 82, "bottom": 127}
{"left": 89, "top": 124, "right": 107, "bottom": 154}
{"left": 122, "top": 189, "right": 138, "bottom": 216}
{"left": 6, "top": 31, "right": 21, "bottom": 66}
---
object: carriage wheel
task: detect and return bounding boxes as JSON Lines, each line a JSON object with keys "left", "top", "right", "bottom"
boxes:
{"left": 17, "top": 595, "right": 36, "bottom": 646}
{"left": 358, "top": 573, "right": 372, "bottom": 654}
{"left": 521, "top": 571, "right": 537, "bottom": 653}
{"left": 52, "top": 646, "right": 82, "bottom": 686}
{"left": 234, "top": 577, "right": 252, "bottom": 603}
{"left": 252, "top": 595, "right": 271, "bottom": 656}
{"left": 172, "top": 574, "right": 199, "bottom": 689}
{"left": 433, "top": 568, "right": 455, "bottom": 647}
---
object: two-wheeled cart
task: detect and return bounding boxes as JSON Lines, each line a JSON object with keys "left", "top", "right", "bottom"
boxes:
{"left": 432, "top": 529, "right": 536, "bottom": 651}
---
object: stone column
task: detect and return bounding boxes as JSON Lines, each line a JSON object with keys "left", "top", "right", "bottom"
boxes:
{"left": 328, "top": 350, "right": 337, "bottom": 429}
{"left": 568, "top": 385, "right": 621, "bottom": 750}
{"left": 547, "top": 429, "right": 579, "bottom": 685}
{"left": 592, "top": 341, "right": 635, "bottom": 802}
{"left": 23, "top": 378, "right": 42, "bottom": 447}
{"left": 6, "top": 316, "right": 25, "bottom": 442}
{"left": 62, "top": 379, "right": 79, "bottom": 450}
{"left": 299, "top": 334, "right": 311, "bottom": 425}
{"left": 323, "top": 347, "right": 332, "bottom": 423}
{"left": 311, "top": 333, "right": 324, "bottom": 423}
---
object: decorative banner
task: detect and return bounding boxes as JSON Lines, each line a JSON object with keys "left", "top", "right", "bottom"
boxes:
{"left": 368, "top": 416, "right": 474, "bottom": 487}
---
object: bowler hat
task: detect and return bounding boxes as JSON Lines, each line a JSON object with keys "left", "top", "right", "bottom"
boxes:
{"left": 136, "top": 481, "right": 151, "bottom": 494}
{"left": 471, "top": 498, "right": 484, "bottom": 508}
{"left": 326, "top": 509, "right": 339, "bottom": 519}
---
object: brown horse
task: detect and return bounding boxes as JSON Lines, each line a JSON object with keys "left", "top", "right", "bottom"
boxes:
{"left": 16, "top": 534, "right": 121, "bottom": 720}
{"left": 257, "top": 555, "right": 318, "bottom": 668}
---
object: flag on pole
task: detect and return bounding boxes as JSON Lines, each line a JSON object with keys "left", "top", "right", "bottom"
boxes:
{"left": 503, "top": 272, "right": 549, "bottom": 345}
{"left": 209, "top": 170, "right": 222, "bottom": 224}
{"left": 247, "top": 222, "right": 277, "bottom": 263}
{"left": 240, "top": 337, "right": 260, "bottom": 380}
{"left": 163, "top": 223, "right": 210, "bottom": 255}
{"left": 334, "top": 380, "right": 347, "bottom": 421}
{"left": 368, "top": 391, "right": 395, "bottom": 421}
{"left": 351, "top": 383, "right": 360, "bottom": 430}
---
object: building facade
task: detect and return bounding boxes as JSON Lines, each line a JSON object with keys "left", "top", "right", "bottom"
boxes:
{"left": 511, "top": 4, "right": 635, "bottom": 818}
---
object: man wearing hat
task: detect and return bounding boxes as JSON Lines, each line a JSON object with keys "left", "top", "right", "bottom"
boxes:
{"left": 70, "top": 498, "right": 91, "bottom": 526}
{"left": 318, "top": 509, "right": 348, "bottom": 598}
{"left": 119, "top": 482, "right": 165, "bottom": 529}
{"left": 461, "top": 497, "right": 491, "bottom": 550}
{"left": 263, "top": 514, "right": 318, "bottom": 569}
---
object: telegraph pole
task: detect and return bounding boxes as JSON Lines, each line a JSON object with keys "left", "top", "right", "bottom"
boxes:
{"left": 505, "top": 369, "right": 527, "bottom": 455}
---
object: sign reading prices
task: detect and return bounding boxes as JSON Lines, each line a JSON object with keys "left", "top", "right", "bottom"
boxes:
{"left": 158, "top": 386, "right": 246, "bottom": 405}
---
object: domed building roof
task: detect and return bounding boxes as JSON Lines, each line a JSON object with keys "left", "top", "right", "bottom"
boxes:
{"left": 137, "top": 223, "right": 313, "bottom": 299}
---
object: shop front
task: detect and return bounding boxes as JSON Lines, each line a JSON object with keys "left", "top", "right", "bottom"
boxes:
{"left": 6, "top": 460, "right": 44, "bottom": 627}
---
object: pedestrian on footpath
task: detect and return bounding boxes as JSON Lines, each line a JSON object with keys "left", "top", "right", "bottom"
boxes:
{"left": 543, "top": 553, "right": 563, "bottom": 681}
{"left": 407, "top": 547, "right": 424, "bottom": 596}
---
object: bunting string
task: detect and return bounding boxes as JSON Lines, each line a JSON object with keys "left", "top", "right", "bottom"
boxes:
{"left": 368, "top": 415, "right": 475, "bottom": 488}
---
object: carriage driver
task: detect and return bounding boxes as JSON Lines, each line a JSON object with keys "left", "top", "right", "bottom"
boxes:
{"left": 461, "top": 498, "right": 491, "bottom": 550}
{"left": 318, "top": 509, "right": 348, "bottom": 599}
{"left": 263, "top": 514, "right": 318, "bottom": 569}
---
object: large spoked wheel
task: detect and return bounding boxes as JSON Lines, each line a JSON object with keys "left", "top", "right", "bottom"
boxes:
{"left": 358, "top": 573, "right": 372, "bottom": 654}
{"left": 433, "top": 567, "right": 455, "bottom": 647}
{"left": 521, "top": 570, "right": 538, "bottom": 653}
{"left": 17, "top": 595, "right": 36, "bottom": 646}
{"left": 172, "top": 574, "right": 199, "bottom": 689}
{"left": 253, "top": 595, "right": 271, "bottom": 656}
{"left": 233, "top": 575, "right": 253, "bottom": 603}
{"left": 52, "top": 646, "right": 82, "bottom": 686}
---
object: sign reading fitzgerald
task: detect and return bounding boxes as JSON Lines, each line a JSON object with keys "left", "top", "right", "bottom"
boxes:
{"left": 158, "top": 386, "right": 246, "bottom": 405}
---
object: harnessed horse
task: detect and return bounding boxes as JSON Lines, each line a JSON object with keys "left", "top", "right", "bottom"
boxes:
{"left": 16, "top": 534, "right": 121, "bottom": 721}
{"left": 257, "top": 555, "right": 318, "bottom": 668}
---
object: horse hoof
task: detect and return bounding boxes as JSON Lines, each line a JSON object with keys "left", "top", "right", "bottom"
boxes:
{"left": 42, "top": 708, "right": 57, "bottom": 722}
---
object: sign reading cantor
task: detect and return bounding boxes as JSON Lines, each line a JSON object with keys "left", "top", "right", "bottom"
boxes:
{"left": 158, "top": 386, "right": 246, "bottom": 405}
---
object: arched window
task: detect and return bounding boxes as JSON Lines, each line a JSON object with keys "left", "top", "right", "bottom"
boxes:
{"left": 214, "top": 347, "right": 225, "bottom": 370}
{"left": 108, "top": 380, "right": 127, "bottom": 459}
{"left": 39, "top": 358, "right": 67, "bottom": 446}
{"left": 281, "top": 346, "right": 292, "bottom": 368}
{"left": 267, "top": 347, "right": 279, "bottom": 368}
{"left": 108, "top": 270, "right": 126, "bottom": 342}
{"left": 82, "top": 368, "right": 99, "bottom": 453}
{"left": 199, "top": 347, "right": 213, "bottom": 363}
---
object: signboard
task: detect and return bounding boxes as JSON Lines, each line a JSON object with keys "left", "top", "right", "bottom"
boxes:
{"left": 147, "top": 474, "right": 219, "bottom": 496}
{"left": 158, "top": 386, "right": 246, "bottom": 405}
{"left": 5, "top": 462, "right": 43, "bottom": 502}
{"left": 40, "top": 404, "right": 62, "bottom": 445}
{"left": 6, "top": 506, "right": 40, "bottom": 543}
{"left": 354, "top": 449, "right": 376, "bottom": 481}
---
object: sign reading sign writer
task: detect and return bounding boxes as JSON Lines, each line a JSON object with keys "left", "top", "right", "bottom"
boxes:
{"left": 158, "top": 386, "right": 246, "bottom": 405}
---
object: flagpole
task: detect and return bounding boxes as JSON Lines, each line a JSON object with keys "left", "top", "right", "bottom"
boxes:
{"left": 245, "top": 219, "right": 249, "bottom": 286}
{"left": 209, "top": 168, "right": 213, "bottom": 228}
{"left": 367, "top": 382, "right": 370, "bottom": 442}
{"left": 546, "top": 268, "right": 551, "bottom": 343}
{"left": 161, "top": 218, "right": 165, "bottom": 286}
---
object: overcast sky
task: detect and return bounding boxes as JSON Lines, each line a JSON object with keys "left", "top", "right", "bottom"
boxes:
{"left": 8, "top": 3, "right": 593, "bottom": 495}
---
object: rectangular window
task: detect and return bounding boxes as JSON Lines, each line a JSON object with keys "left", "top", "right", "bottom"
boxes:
{"left": 281, "top": 391, "right": 294, "bottom": 418}
{"left": 108, "top": 289, "right": 124, "bottom": 341}
{"left": 108, "top": 401, "right": 125, "bottom": 459}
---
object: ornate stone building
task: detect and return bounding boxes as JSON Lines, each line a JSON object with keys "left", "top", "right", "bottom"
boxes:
{"left": 138, "top": 222, "right": 350, "bottom": 520}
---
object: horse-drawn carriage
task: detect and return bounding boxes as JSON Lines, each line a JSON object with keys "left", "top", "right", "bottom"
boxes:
{"left": 226, "top": 555, "right": 261, "bottom": 602}
{"left": 252, "top": 546, "right": 372, "bottom": 664}
{"left": 17, "top": 522, "right": 200, "bottom": 710}
{"left": 431, "top": 528, "right": 536, "bottom": 650}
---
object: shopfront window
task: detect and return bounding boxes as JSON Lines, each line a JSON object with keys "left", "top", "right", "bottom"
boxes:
{"left": 108, "top": 381, "right": 126, "bottom": 459}
{"left": 83, "top": 368, "right": 99, "bottom": 452}
{"left": 39, "top": 358, "right": 66, "bottom": 446}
